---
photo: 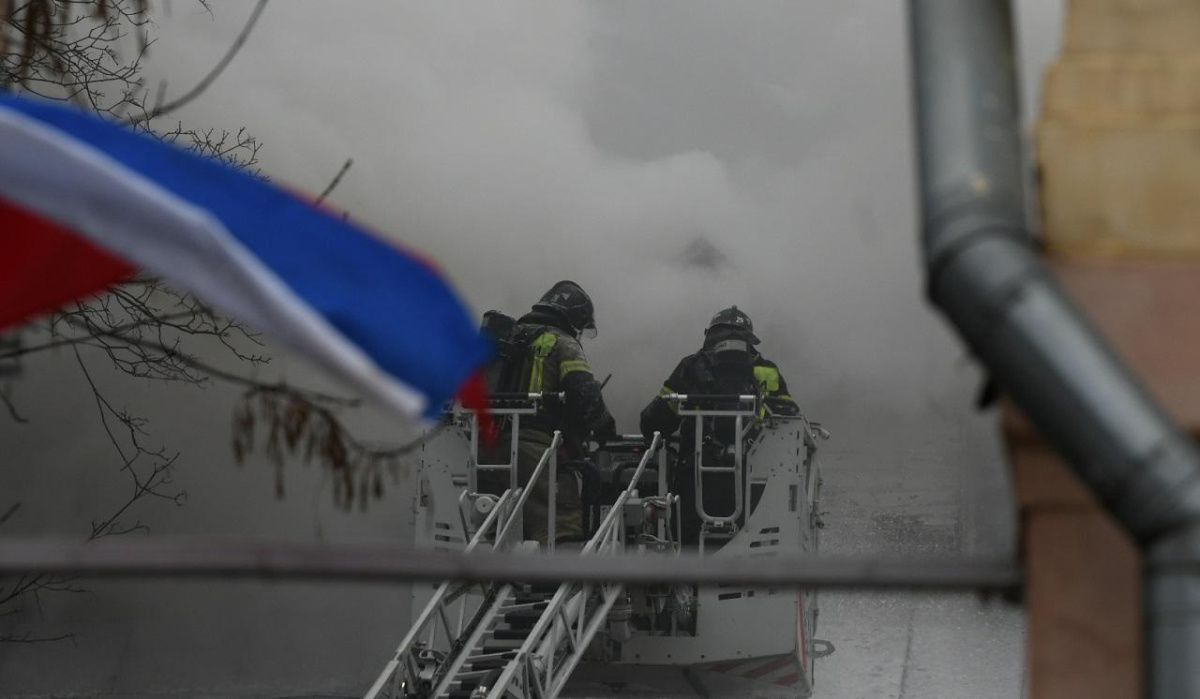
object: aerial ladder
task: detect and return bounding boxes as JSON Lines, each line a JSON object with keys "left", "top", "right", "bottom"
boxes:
{"left": 366, "top": 392, "right": 824, "bottom": 699}
{"left": 365, "top": 392, "right": 670, "bottom": 699}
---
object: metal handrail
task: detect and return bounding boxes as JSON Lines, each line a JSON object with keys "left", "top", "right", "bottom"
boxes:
{"left": 367, "top": 430, "right": 563, "bottom": 698}
{"left": 461, "top": 394, "right": 567, "bottom": 495}
{"left": 472, "top": 392, "right": 566, "bottom": 402}
{"left": 495, "top": 431, "right": 563, "bottom": 551}
{"left": 363, "top": 487, "right": 516, "bottom": 699}
{"left": 584, "top": 431, "right": 662, "bottom": 554}
{"left": 483, "top": 432, "right": 665, "bottom": 699}
{"left": 662, "top": 393, "right": 757, "bottom": 405}
{"left": 660, "top": 394, "right": 755, "bottom": 539}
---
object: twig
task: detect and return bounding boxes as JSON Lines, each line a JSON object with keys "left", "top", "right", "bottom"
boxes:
{"left": 70, "top": 318, "right": 358, "bottom": 407}
{"left": 0, "top": 502, "right": 19, "bottom": 528}
{"left": 0, "top": 310, "right": 203, "bottom": 361}
{"left": 0, "top": 0, "right": 271, "bottom": 644}
{"left": 71, "top": 346, "right": 185, "bottom": 539}
{"left": 0, "top": 631, "right": 76, "bottom": 645}
{"left": 0, "top": 1, "right": 11, "bottom": 58}
{"left": 134, "top": 0, "right": 268, "bottom": 122}
{"left": 232, "top": 386, "right": 440, "bottom": 508}
{"left": 0, "top": 386, "right": 27, "bottom": 423}
{"left": 315, "top": 158, "right": 353, "bottom": 204}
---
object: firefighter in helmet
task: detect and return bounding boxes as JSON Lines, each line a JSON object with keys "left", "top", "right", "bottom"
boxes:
{"left": 493, "top": 280, "right": 616, "bottom": 543}
{"left": 640, "top": 305, "right": 798, "bottom": 543}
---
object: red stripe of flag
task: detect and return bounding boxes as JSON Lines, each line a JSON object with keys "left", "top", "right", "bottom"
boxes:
{"left": 741, "top": 654, "right": 795, "bottom": 679}
{"left": 0, "top": 197, "right": 135, "bottom": 331}
{"left": 707, "top": 659, "right": 750, "bottom": 673}
{"left": 775, "top": 673, "right": 802, "bottom": 687}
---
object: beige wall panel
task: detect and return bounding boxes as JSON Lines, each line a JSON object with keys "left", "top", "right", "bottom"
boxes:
{"left": 1066, "top": 0, "right": 1200, "bottom": 54}
{"left": 1038, "top": 121, "right": 1200, "bottom": 255}
{"left": 1044, "top": 56, "right": 1200, "bottom": 118}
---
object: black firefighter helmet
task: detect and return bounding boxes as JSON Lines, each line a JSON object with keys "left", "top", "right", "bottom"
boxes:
{"left": 705, "top": 305, "right": 760, "bottom": 347}
{"left": 533, "top": 280, "right": 597, "bottom": 339}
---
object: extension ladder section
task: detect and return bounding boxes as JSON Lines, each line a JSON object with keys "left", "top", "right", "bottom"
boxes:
{"left": 668, "top": 393, "right": 758, "bottom": 552}
{"left": 364, "top": 432, "right": 663, "bottom": 699}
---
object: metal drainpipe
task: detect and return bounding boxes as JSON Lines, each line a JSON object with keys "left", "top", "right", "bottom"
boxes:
{"left": 907, "top": 1, "right": 1200, "bottom": 696}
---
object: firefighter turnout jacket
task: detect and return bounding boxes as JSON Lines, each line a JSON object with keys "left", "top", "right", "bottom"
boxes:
{"left": 640, "top": 349, "right": 798, "bottom": 444}
{"left": 514, "top": 310, "right": 615, "bottom": 451}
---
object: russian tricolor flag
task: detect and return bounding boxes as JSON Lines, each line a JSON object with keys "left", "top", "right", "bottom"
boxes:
{"left": 0, "top": 95, "right": 491, "bottom": 418}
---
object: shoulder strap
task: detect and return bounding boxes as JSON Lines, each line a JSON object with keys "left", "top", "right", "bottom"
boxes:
{"left": 515, "top": 325, "right": 559, "bottom": 393}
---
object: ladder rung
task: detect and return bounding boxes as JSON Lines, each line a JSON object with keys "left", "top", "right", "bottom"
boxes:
{"left": 464, "top": 656, "right": 513, "bottom": 671}
{"left": 504, "top": 609, "right": 544, "bottom": 627}
{"left": 498, "top": 601, "right": 547, "bottom": 613}
{"left": 525, "top": 582, "right": 560, "bottom": 594}
{"left": 449, "top": 668, "right": 495, "bottom": 682}
{"left": 466, "top": 650, "right": 516, "bottom": 662}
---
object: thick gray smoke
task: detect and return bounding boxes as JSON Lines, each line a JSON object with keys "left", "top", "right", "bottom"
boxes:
{"left": 143, "top": 2, "right": 939, "bottom": 425}
{"left": 1, "top": 2, "right": 1064, "bottom": 695}
{"left": 141, "top": 0, "right": 1061, "bottom": 426}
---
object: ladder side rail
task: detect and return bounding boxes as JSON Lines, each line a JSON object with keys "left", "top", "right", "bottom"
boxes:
{"left": 548, "top": 431, "right": 556, "bottom": 553}
{"left": 488, "top": 433, "right": 663, "bottom": 699}
{"left": 462, "top": 395, "right": 553, "bottom": 493}
{"left": 460, "top": 391, "right": 569, "bottom": 494}
{"left": 429, "top": 584, "right": 516, "bottom": 698}
{"left": 536, "top": 489, "right": 633, "bottom": 697}
{"left": 693, "top": 413, "right": 705, "bottom": 532}
{"left": 657, "top": 446, "right": 668, "bottom": 540}
{"left": 734, "top": 412, "right": 745, "bottom": 523}
{"left": 467, "top": 410, "right": 479, "bottom": 494}
{"left": 670, "top": 395, "right": 756, "bottom": 538}
{"left": 455, "top": 490, "right": 475, "bottom": 554}
{"left": 510, "top": 413, "right": 521, "bottom": 492}
{"left": 494, "top": 431, "right": 563, "bottom": 548}
{"left": 582, "top": 431, "right": 661, "bottom": 555}
{"left": 422, "top": 470, "right": 545, "bottom": 692}
{"left": 363, "top": 659, "right": 400, "bottom": 699}
{"left": 467, "top": 410, "right": 528, "bottom": 494}
{"left": 548, "top": 582, "right": 626, "bottom": 697}
{"left": 364, "top": 487, "right": 515, "bottom": 699}
{"left": 417, "top": 430, "right": 559, "bottom": 698}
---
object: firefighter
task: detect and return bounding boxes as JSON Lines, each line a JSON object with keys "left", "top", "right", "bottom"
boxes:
{"left": 490, "top": 280, "right": 616, "bottom": 544}
{"left": 640, "top": 305, "right": 798, "bottom": 543}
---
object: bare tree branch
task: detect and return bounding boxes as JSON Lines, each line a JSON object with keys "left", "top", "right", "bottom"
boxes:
{"left": 0, "top": 0, "right": 430, "bottom": 645}
{"left": 0, "top": 0, "right": 283, "bottom": 646}
{"left": 232, "top": 386, "right": 440, "bottom": 508}
{"left": 0, "top": 502, "right": 20, "bottom": 528}
{"left": 315, "top": 157, "right": 353, "bottom": 204}
{"left": 71, "top": 345, "right": 186, "bottom": 539}
{"left": 133, "top": 0, "right": 268, "bottom": 122}
{"left": 0, "top": 630, "right": 76, "bottom": 645}
{"left": 0, "top": 384, "right": 28, "bottom": 423}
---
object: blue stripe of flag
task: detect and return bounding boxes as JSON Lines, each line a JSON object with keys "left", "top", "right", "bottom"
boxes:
{"left": 1, "top": 96, "right": 491, "bottom": 414}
